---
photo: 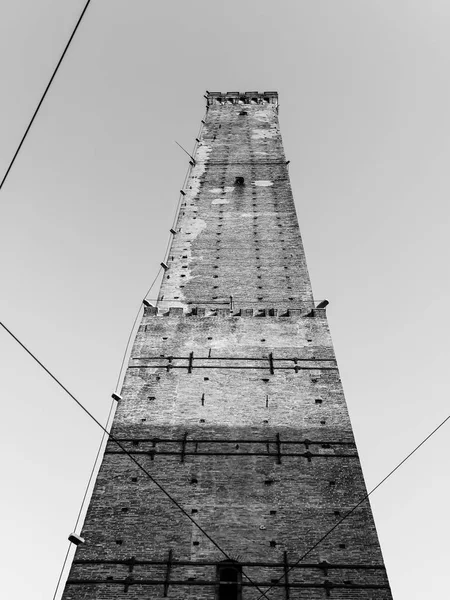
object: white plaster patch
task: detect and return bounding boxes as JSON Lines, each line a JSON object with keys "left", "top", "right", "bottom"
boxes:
{"left": 187, "top": 144, "right": 211, "bottom": 198}
{"left": 209, "top": 186, "right": 234, "bottom": 195}
{"left": 253, "top": 110, "right": 269, "bottom": 121}
{"left": 196, "top": 144, "right": 212, "bottom": 164}
{"left": 240, "top": 212, "right": 278, "bottom": 218}
{"left": 187, "top": 217, "right": 207, "bottom": 239}
{"left": 253, "top": 180, "right": 273, "bottom": 187}
{"left": 212, "top": 199, "right": 229, "bottom": 205}
{"left": 157, "top": 141, "right": 211, "bottom": 310}
{"left": 252, "top": 128, "right": 277, "bottom": 140}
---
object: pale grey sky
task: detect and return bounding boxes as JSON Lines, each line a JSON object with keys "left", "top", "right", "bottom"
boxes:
{"left": 1, "top": 1, "right": 449, "bottom": 599}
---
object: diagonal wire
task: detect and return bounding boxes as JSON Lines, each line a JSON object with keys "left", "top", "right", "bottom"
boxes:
{"left": 51, "top": 111, "right": 207, "bottom": 597}
{"left": 0, "top": 320, "right": 270, "bottom": 599}
{"left": 114, "top": 267, "right": 163, "bottom": 393}
{"left": 52, "top": 543, "right": 72, "bottom": 600}
{"left": 254, "top": 411, "right": 450, "bottom": 600}
{"left": 73, "top": 398, "right": 117, "bottom": 532}
{"left": 114, "top": 112, "right": 207, "bottom": 393}
{"left": 113, "top": 114, "right": 208, "bottom": 393}
{"left": 0, "top": 0, "right": 93, "bottom": 192}
{"left": 51, "top": 397, "right": 116, "bottom": 600}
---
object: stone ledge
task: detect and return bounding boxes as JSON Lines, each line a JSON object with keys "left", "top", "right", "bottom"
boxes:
{"left": 143, "top": 305, "right": 326, "bottom": 318}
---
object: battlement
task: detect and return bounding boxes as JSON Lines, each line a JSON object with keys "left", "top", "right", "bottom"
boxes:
{"left": 206, "top": 91, "right": 278, "bottom": 106}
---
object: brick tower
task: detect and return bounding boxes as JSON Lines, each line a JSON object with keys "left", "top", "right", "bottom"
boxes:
{"left": 62, "top": 91, "right": 393, "bottom": 599}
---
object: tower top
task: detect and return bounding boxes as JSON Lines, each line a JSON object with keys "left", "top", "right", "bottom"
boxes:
{"left": 206, "top": 90, "right": 278, "bottom": 106}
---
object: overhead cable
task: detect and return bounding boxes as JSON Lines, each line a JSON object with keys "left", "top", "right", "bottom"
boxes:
{"left": 0, "top": 0, "right": 93, "bottom": 192}
{"left": 51, "top": 397, "right": 116, "bottom": 600}
{"left": 0, "top": 320, "right": 269, "bottom": 600}
{"left": 114, "top": 266, "right": 163, "bottom": 393}
{"left": 254, "top": 411, "right": 450, "bottom": 600}
{"left": 114, "top": 117, "right": 206, "bottom": 393}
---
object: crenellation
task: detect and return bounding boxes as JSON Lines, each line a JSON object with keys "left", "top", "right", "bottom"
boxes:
{"left": 207, "top": 91, "right": 279, "bottom": 106}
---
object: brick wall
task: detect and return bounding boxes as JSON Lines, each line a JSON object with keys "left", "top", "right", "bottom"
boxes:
{"left": 158, "top": 92, "right": 313, "bottom": 314}
{"left": 61, "top": 92, "right": 393, "bottom": 600}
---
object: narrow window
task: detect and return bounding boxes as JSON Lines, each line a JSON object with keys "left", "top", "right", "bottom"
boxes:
{"left": 217, "top": 562, "right": 242, "bottom": 600}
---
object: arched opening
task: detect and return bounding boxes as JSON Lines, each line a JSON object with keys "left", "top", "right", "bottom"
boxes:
{"left": 217, "top": 562, "right": 242, "bottom": 600}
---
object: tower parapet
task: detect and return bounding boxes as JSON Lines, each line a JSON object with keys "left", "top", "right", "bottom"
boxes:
{"left": 206, "top": 90, "right": 278, "bottom": 106}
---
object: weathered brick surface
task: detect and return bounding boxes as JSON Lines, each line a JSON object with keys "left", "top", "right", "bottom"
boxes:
{"left": 158, "top": 93, "right": 312, "bottom": 314}
{"left": 62, "top": 92, "right": 393, "bottom": 600}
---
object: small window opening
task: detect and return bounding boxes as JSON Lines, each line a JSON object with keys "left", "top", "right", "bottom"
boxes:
{"left": 217, "top": 562, "right": 242, "bottom": 600}
{"left": 235, "top": 177, "right": 245, "bottom": 186}
{"left": 270, "top": 510, "right": 277, "bottom": 515}
{"left": 315, "top": 399, "right": 322, "bottom": 404}
{"left": 131, "top": 477, "right": 138, "bottom": 482}
{"left": 269, "top": 540, "right": 277, "bottom": 548}
{"left": 239, "top": 110, "right": 248, "bottom": 116}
